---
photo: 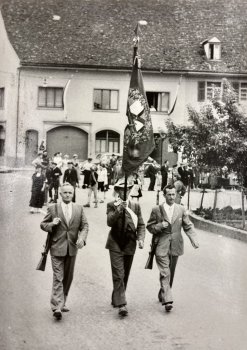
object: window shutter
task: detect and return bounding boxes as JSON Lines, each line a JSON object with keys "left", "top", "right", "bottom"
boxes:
{"left": 198, "top": 82, "right": 205, "bottom": 101}
{"left": 232, "top": 82, "right": 239, "bottom": 101}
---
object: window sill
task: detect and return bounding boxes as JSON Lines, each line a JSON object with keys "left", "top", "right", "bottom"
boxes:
{"left": 93, "top": 110, "right": 119, "bottom": 113}
{"left": 37, "top": 107, "right": 64, "bottom": 110}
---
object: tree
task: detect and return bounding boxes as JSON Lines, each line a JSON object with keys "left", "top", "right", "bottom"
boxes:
{"left": 165, "top": 78, "right": 247, "bottom": 180}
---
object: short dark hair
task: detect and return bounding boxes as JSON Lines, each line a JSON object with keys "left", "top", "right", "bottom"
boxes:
{"left": 163, "top": 184, "right": 175, "bottom": 194}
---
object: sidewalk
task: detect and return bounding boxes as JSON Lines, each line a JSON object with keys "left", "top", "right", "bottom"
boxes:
{"left": 0, "top": 165, "right": 33, "bottom": 173}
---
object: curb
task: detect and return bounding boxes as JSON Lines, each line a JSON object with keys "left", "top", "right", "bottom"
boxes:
{"left": 189, "top": 212, "right": 247, "bottom": 243}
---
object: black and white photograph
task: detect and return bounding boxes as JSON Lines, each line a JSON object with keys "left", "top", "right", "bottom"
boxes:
{"left": 0, "top": 0, "right": 247, "bottom": 349}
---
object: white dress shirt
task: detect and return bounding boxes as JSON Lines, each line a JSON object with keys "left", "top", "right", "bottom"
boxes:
{"left": 61, "top": 202, "right": 72, "bottom": 224}
{"left": 163, "top": 202, "right": 175, "bottom": 223}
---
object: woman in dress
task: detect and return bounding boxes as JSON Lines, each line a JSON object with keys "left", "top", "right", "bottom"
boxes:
{"left": 130, "top": 173, "right": 142, "bottom": 201}
{"left": 29, "top": 165, "right": 46, "bottom": 213}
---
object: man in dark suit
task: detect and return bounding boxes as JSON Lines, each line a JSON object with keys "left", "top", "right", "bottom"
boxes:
{"left": 49, "top": 162, "right": 62, "bottom": 203}
{"left": 63, "top": 162, "right": 79, "bottom": 202}
{"left": 160, "top": 159, "right": 169, "bottom": 190}
{"left": 147, "top": 160, "right": 157, "bottom": 191}
{"left": 147, "top": 184, "right": 199, "bottom": 312}
{"left": 40, "top": 183, "right": 89, "bottom": 320}
{"left": 106, "top": 178, "right": 145, "bottom": 317}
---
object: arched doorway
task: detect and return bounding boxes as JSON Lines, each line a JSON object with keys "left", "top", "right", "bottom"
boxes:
{"left": 25, "top": 129, "right": 38, "bottom": 165}
{"left": 95, "top": 130, "right": 120, "bottom": 154}
{"left": 47, "top": 126, "right": 88, "bottom": 160}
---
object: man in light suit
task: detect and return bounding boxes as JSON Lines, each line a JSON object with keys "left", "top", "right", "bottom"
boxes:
{"left": 147, "top": 184, "right": 199, "bottom": 312}
{"left": 106, "top": 178, "right": 145, "bottom": 317}
{"left": 40, "top": 183, "right": 89, "bottom": 320}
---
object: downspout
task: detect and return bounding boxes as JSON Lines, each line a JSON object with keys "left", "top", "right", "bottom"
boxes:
{"left": 15, "top": 67, "right": 21, "bottom": 166}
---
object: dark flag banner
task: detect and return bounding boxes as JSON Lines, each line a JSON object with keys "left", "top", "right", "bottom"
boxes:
{"left": 122, "top": 45, "right": 155, "bottom": 175}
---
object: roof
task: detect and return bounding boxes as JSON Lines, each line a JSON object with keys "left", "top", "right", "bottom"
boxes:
{"left": 1, "top": 0, "right": 247, "bottom": 73}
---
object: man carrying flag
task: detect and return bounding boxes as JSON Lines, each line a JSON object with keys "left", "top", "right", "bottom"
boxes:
{"left": 105, "top": 21, "right": 154, "bottom": 318}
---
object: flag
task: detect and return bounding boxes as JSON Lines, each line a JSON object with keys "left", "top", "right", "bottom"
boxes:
{"left": 122, "top": 48, "right": 155, "bottom": 175}
{"left": 168, "top": 75, "right": 182, "bottom": 116}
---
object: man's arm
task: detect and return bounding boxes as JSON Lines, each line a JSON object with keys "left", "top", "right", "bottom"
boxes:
{"left": 77, "top": 207, "right": 89, "bottom": 247}
{"left": 40, "top": 206, "right": 59, "bottom": 233}
{"left": 182, "top": 208, "right": 199, "bottom": 248}
{"left": 136, "top": 204, "right": 145, "bottom": 247}
{"left": 106, "top": 202, "right": 123, "bottom": 227}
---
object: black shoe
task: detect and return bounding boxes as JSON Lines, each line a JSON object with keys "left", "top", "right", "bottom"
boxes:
{"left": 165, "top": 303, "right": 173, "bottom": 312}
{"left": 53, "top": 309, "right": 62, "bottom": 320}
{"left": 118, "top": 305, "right": 128, "bottom": 317}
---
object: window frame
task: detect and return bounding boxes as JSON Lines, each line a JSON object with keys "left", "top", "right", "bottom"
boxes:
{"left": 95, "top": 130, "right": 120, "bottom": 153}
{"left": 37, "top": 86, "right": 64, "bottom": 109}
{"left": 197, "top": 81, "right": 222, "bottom": 101}
{"left": 93, "top": 89, "right": 119, "bottom": 111}
{"left": 146, "top": 91, "right": 170, "bottom": 113}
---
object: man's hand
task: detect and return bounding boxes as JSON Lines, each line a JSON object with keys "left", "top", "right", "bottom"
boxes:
{"left": 162, "top": 221, "right": 169, "bottom": 228}
{"left": 76, "top": 238, "right": 85, "bottom": 249}
{"left": 138, "top": 240, "right": 144, "bottom": 249}
{"left": 191, "top": 240, "right": 199, "bottom": 249}
{"left": 52, "top": 217, "right": 61, "bottom": 226}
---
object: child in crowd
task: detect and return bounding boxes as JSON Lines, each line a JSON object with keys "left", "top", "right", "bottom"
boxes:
{"left": 97, "top": 164, "right": 108, "bottom": 203}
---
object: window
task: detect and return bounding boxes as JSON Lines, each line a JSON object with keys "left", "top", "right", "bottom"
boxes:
{"left": 206, "top": 82, "right": 221, "bottom": 99}
{"left": 93, "top": 89, "right": 119, "bottom": 110}
{"left": 146, "top": 92, "right": 169, "bottom": 112}
{"left": 38, "top": 87, "right": 63, "bottom": 108}
{"left": 95, "top": 130, "right": 120, "bottom": 153}
{"left": 197, "top": 81, "right": 221, "bottom": 101}
{"left": 0, "top": 88, "right": 4, "bottom": 108}
{"left": 201, "top": 37, "right": 221, "bottom": 60}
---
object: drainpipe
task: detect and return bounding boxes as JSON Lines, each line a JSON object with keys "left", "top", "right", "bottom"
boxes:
{"left": 15, "top": 67, "right": 21, "bottom": 167}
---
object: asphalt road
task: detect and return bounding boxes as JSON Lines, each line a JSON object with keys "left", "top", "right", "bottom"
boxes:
{"left": 0, "top": 171, "right": 247, "bottom": 350}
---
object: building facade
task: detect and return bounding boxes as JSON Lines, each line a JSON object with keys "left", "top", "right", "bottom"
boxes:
{"left": 0, "top": 0, "right": 247, "bottom": 166}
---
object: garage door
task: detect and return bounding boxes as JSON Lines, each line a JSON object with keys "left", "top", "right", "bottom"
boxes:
{"left": 47, "top": 126, "right": 88, "bottom": 160}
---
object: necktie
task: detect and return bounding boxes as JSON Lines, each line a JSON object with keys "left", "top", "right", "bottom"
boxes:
{"left": 64, "top": 204, "right": 70, "bottom": 225}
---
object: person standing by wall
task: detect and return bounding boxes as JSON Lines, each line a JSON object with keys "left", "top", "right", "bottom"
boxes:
{"left": 106, "top": 178, "right": 145, "bottom": 317}
{"left": 40, "top": 183, "right": 89, "bottom": 320}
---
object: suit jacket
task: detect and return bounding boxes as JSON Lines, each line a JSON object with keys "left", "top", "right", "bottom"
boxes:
{"left": 63, "top": 168, "right": 79, "bottom": 186}
{"left": 105, "top": 200, "right": 145, "bottom": 255}
{"left": 40, "top": 203, "right": 89, "bottom": 256}
{"left": 146, "top": 203, "right": 198, "bottom": 256}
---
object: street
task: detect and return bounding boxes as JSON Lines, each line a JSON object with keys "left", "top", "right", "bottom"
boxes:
{"left": 0, "top": 171, "right": 247, "bottom": 350}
